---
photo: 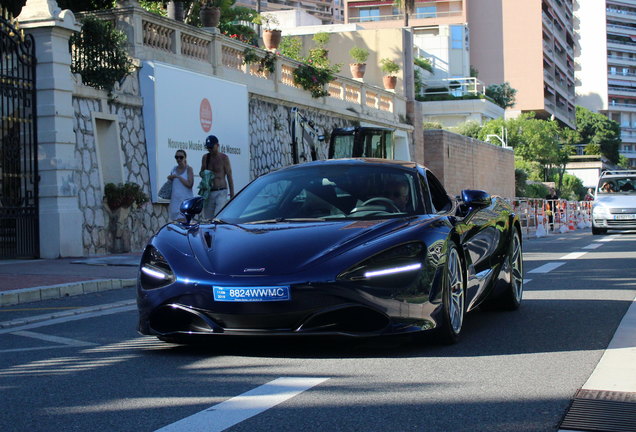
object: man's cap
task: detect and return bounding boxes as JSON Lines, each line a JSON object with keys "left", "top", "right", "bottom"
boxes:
{"left": 205, "top": 135, "right": 219, "bottom": 147}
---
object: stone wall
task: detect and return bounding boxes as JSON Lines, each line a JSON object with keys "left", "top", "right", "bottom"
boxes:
{"left": 423, "top": 129, "right": 515, "bottom": 199}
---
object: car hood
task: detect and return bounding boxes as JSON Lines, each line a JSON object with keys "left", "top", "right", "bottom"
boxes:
{"left": 594, "top": 194, "right": 636, "bottom": 209}
{"left": 189, "top": 218, "right": 422, "bottom": 277}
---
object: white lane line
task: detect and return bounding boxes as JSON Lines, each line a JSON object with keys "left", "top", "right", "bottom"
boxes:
{"left": 583, "top": 243, "right": 603, "bottom": 250}
{"left": 10, "top": 330, "right": 96, "bottom": 347}
{"left": 559, "top": 252, "right": 587, "bottom": 260}
{"left": 155, "top": 377, "right": 329, "bottom": 432}
{"left": 599, "top": 235, "right": 620, "bottom": 242}
{"left": 0, "top": 305, "right": 135, "bottom": 335}
{"left": 528, "top": 262, "right": 566, "bottom": 274}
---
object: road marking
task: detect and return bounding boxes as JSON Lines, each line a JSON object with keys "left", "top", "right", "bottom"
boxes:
{"left": 528, "top": 262, "right": 566, "bottom": 274}
{"left": 10, "top": 330, "right": 96, "bottom": 347}
{"left": 583, "top": 243, "right": 603, "bottom": 250}
{"left": 0, "top": 304, "right": 135, "bottom": 335}
{"left": 599, "top": 235, "right": 619, "bottom": 242}
{"left": 560, "top": 252, "right": 587, "bottom": 260}
{"left": 0, "top": 306, "right": 81, "bottom": 312}
{"left": 155, "top": 377, "right": 330, "bottom": 432}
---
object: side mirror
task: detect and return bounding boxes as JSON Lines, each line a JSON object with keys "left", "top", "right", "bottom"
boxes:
{"left": 461, "top": 189, "right": 492, "bottom": 209}
{"left": 179, "top": 196, "right": 204, "bottom": 224}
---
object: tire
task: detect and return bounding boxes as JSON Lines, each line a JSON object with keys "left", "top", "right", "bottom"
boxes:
{"left": 433, "top": 243, "right": 465, "bottom": 345}
{"left": 497, "top": 229, "right": 524, "bottom": 311}
{"left": 592, "top": 225, "right": 607, "bottom": 235}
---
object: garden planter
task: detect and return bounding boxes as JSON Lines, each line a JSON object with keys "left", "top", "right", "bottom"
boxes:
{"left": 200, "top": 6, "right": 220, "bottom": 28}
{"left": 383, "top": 75, "right": 397, "bottom": 90}
{"left": 263, "top": 29, "right": 282, "bottom": 50}
{"left": 350, "top": 63, "right": 366, "bottom": 79}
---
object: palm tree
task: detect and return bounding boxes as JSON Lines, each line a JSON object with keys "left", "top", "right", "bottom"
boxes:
{"left": 393, "top": 0, "right": 414, "bottom": 27}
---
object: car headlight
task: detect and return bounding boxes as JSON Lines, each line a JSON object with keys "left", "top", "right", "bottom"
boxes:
{"left": 338, "top": 242, "right": 425, "bottom": 282}
{"left": 592, "top": 205, "right": 609, "bottom": 218}
{"left": 139, "top": 245, "right": 175, "bottom": 289}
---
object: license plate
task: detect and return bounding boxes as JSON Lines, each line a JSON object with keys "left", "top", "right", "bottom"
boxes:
{"left": 213, "top": 286, "right": 291, "bottom": 302}
{"left": 614, "top": 214, "right": 636, "bottom": 220}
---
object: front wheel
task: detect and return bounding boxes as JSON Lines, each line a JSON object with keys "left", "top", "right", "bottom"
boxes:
{"left": 433, "top": 244, "right": 465, "bottom": 345}
{"left": 499, "top": 229, "right": 524, "bottom": 310}
{"left": 592, "top": 225, "right": 607, "bottom": 235}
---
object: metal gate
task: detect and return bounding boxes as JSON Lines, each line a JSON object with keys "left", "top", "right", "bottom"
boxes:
{"left": 1, "top": 11, "right": 39, "bottom": 258}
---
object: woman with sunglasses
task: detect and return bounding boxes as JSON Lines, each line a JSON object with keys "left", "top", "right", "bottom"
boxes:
{"left": 167, "top": 149, "right": 194, "bottom": 220}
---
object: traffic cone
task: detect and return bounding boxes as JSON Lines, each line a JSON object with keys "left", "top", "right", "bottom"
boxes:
{"left": 568, "top": 207, "right": 576, "bottom": 231}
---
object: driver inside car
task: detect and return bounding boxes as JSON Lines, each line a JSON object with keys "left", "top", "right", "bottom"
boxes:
{"left": 385, "top": 180, "right": 410, "bottom": 212}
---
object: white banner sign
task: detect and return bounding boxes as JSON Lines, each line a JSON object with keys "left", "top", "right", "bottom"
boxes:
{"left": 140, "top": 61, "right": 250, "bottom": 202}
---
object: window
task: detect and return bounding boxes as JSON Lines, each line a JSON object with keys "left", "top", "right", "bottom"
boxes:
{"left": 450, "top": 25, "right": 464, "bottom": 49}
{"left": 359, "top": 7, "right": 380, "bottom": 21}
{"left": 415, "top": 6, "right": 436, "bottom": 19}
{"left": 623, "top": 68, "right": 630, "bottom": 76}
{"left": 610, "top": 66, "right": 617, "bottom": 75}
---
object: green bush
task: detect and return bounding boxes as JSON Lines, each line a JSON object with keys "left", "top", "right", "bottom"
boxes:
{"left": 413, "top": 57, "right": 432, "bottom": 73}
{"left": 70, "top": 15, "right": 133, "bottom": 91}
{"left": 279, "top": 36, "right": 303, "bottom": 61}
{"left": 349, "top": 46, "right": 369, "bottom": 63}
{"left": 104, "top": 182, "right": 148, "bottom": 211}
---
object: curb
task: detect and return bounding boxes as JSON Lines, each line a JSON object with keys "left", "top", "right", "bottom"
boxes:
{"left": 0, "top": 278, "right": 137, "bottom": 307}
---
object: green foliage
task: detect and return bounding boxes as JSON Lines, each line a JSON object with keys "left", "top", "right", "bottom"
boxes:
{"left": 556, "top": 173, "right": 586, "bottom": 200}
{"left": 515, "top": 168, "right": 528, "bottom": 197}
{"left": 413, "top": 57, "right": 432, "bottom": 73}
{"left": 293, "top": 63, "right": 335, "bottom": 98}
{"left": 220, "top": 6, "right": 259, "bottom": 45}
{"left": 380, "top": 58, "right": 400, "bottom": 75}
{"left": 453, "top": 121, "right": 481, "bottom": 139}
{"left": 139, "top": 0, "right": 165, "bottom": 15}
{"left": 414, "top": 69, "right": 423, "bottom": 96}
{"left": 70, "top": 14, "right": 133, "bottom": 91}
{"left": 243, "top": 48, "right": 277, "bottom": 74}
{"left": 417, "top": 93, "right": 485, "bottom": 102}
{"left": 254, "top": 12, "right": 280, "bottom": 30}
{"left": 470, "top": 65, "right": 479, "bottom": 78}
{"left": 279, "top": 36, "right": 303, "bottom": 61}
{"left": 349, "top": 46, "right": 369, "bottom": 63}
{"left": 104, "top": 182, "right": 148, "bottom": 211}
{"left": 515, "top": 158, "right": 543, "bottom": 181}
{"left": 312, "top": 31, "right": 330, "bottom": 48}
{"left": 524, "top": 182, "right": 549, "bottom": 198}
{"left": 575, "top": 106, "right": 621, "bottom": 164}
{"left": 485, "top": 82, "right": 517, "bottom": 109}
{"left": 422, "top": 122, "right": 443, "bottom": 130}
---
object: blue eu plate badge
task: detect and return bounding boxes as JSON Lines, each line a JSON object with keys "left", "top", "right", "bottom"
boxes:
{"left": 213, "top": 286, "right": 291, "bottom": 302}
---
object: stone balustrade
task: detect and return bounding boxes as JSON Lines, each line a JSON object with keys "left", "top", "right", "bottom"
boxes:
{"left": 93, "top": 4, "right": 406, "bottom": 123}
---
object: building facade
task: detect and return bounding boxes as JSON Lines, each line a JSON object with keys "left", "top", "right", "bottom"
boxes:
{"left": 468, "top": 0, "right": 576, "bottom": 129}
{"left": 236, "top": 0, "right": 344, "bottom": 24}
{"left": 575, "top": 0, "right": 636, "bottom": 167}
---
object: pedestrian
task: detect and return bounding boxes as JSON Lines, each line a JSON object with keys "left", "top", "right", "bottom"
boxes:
{"left": 200, "top": 135, "right": 234, "bottom": 219}
{"left": 168, "top": 149, "right": 194, "bottom": 221}
{"left": 545, "top": 187, "right": 559, "bottom": 231}
{"left": 584, "top": 188, "right": 594, "bottom": 201}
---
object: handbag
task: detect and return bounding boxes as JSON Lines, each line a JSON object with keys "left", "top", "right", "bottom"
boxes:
{"left": 158, "top": 179, "right": 172, "bottom": 199}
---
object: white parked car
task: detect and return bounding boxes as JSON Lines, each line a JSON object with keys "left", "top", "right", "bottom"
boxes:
{"left": 592, "top": 170, "right": 636, "bottom": 235}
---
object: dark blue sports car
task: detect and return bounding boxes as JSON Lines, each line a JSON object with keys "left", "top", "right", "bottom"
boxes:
{"left": 137, "top": 159, "right": 523, "bottom": 344}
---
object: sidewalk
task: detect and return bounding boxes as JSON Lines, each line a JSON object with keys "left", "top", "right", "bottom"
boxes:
{"left": 0, "top": 254, "right": 140, "bottom": 306}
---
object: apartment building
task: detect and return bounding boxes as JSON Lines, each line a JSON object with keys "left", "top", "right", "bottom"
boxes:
{"left": 237, "top": 0, "right": 344, "bottom": 24}
{"left": 576, "top": 0, "right": 636, "bottom": 167}
{"left": 468, "top": 0, "right": 576, "bottom": 129}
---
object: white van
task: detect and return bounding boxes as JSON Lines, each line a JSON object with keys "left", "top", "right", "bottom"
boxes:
{"left": 592, "top": 170, "right": 636, "bottom": 235}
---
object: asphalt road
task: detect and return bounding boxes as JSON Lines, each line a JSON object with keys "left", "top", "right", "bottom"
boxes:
{"left": 1, "top": 231, "right": 635, "bottom": 432}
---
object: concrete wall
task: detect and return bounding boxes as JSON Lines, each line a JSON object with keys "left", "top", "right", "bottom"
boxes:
{"left": 423, "top": 129, "right": 515, "bottom": 199}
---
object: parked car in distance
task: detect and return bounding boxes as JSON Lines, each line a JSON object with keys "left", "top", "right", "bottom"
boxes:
{"left": 592, "top": 170, "right": 636, "bottom": 235}
{"left": 137, "top": 159, "right": 523, "bottom": 346}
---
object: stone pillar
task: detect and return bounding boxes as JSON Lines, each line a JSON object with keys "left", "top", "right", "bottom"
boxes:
{"left": 18, "top": 0, "right": 84, "bottom": 258}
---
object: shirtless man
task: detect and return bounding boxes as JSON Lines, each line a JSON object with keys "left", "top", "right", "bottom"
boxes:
{"left": 200, "top": 135, "right": 234, "bottom": 218}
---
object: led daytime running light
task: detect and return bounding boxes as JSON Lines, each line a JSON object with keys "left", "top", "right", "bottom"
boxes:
{"left": 364, "top": 263, "right": 422, "bottom": 278}
{"left": 141, "top": 265, "right": 169, "bottom": 280}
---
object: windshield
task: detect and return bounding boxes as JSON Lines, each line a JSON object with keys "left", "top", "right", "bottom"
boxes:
{"left": 217, "top": 164, "right": 424, "bottom": 224}
{"left": 597, "top": 177, "right": 636, "bottom": 194}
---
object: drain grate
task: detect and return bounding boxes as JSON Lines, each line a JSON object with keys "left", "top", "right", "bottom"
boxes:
{"left": 559, "top": 390, "right": 636, "bottom": 432}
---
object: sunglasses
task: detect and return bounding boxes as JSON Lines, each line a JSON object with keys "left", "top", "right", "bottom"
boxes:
{"left": 175, "top": 155, "right": 184, "bottom": 160}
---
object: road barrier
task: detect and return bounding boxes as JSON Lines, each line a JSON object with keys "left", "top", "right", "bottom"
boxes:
{"left": 511, "top": 198, "right": 592, "bottom": 238}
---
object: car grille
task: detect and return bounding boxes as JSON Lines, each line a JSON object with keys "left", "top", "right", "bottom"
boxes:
{"left": 609, "top": 208, "right": 636, "bottom": 214}
{"left": 608, "top": 220, "right": 636, "bottom": 227}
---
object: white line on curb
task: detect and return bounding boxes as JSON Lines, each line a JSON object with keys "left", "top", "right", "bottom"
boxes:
{"left": 155, "top": 377, "right": 330, "bottom": 432}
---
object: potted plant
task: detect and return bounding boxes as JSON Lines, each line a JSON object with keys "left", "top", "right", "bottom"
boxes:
{"left": 380, "top": 57, "right": 400, "bottom": 90}
{"left": 103, "top": 182, "right": 148, "bottom": 253}
{"left": 309, "top": 32, "right": 330, "bottom": 67}
{"left": 349, "top": 46, "right": 369, "bottom": 79}
{"left": 200, "top": 1, "right": 222, "bottom": 28}
{"left": 256, "top": 13, "right": 281, "bottom": 51}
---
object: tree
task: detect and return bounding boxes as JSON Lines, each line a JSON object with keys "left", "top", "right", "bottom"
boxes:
{"left": 485, "top": 82, "right": 517, "bottom": 109}
{"left": 575, "top": 106, "right": 621, "bottom": 164}
{"left": 393, "top": 0, "right": 414, "bottom": 27}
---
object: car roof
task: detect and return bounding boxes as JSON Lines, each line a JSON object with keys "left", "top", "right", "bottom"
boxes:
{"left": 600, "top": 170, "right": 636, "bottom": 178}
{"left": 283, "top": 158, "right": 419, "bottom": 171}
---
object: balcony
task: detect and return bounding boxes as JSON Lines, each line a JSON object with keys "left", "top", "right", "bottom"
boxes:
{"left": 607, "top": 7, "right": 636, "bottom": 20}
{"left": 608, "top": 54, "right": 636, "bottom": 66}
{"left": 90, "top": 7, "right": 405, "bottom": 122}
{"left": 608, "top": 40, "right": 636, "bottom": 53}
